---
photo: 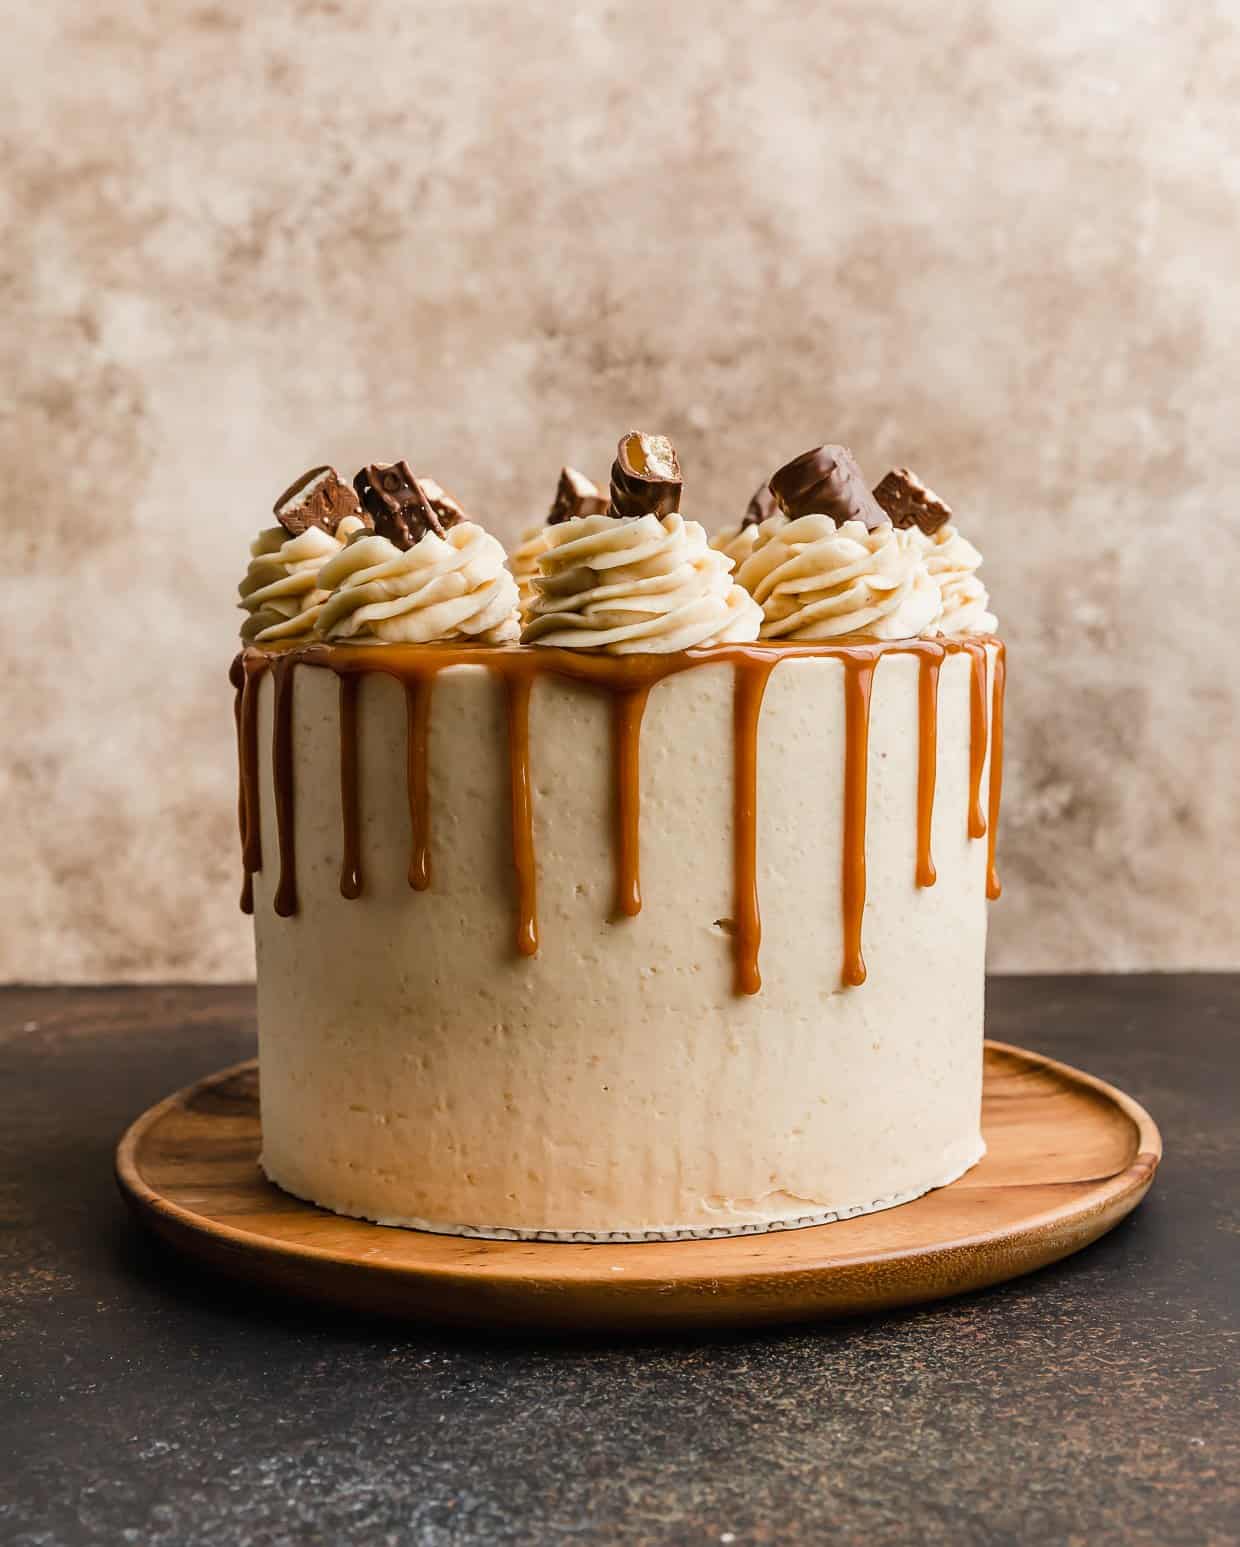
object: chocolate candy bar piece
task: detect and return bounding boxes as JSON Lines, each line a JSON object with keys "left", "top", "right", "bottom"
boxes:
{"left": 609, "top": 432, "right": 682, "bottom": 518}
{"left": 548, "top": 466, "right": 609, "bottom": 525}
{"left": 353, "top": 460, "right": 445, "bottom": 549}
{"left": 272, "top": 466, "right": 366, "bottom": 536}
{"left": 418, "top": 477, "right": 469, "bottom": 531}
{"left": 741, "top": 481, "right": 779, "bottom": 529}
{"left": 768, "top": 445, "right": 888, "bottom": 530}
{"left": 872, "top": 467, "right": 953, "bottom": 535}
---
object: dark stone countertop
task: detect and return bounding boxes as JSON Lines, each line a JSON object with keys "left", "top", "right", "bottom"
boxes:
{"left": 1, "top": 976, "right": 1237, "bottom": 1546}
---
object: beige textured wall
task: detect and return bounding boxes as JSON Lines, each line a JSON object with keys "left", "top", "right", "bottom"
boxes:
{"left": 7, "top": 1, "right": 1238, "bottom": 981}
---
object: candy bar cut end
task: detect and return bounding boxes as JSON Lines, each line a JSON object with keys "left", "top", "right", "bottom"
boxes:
{"left": 609, "top": 431, "right": 683, "bottom": 518}
{"left": 872, "top": 468, "right": 953, "bottom": 535}
{"left": 272, "top": 466, "right": 366, "bottom": 536}
{"left": 548, "top": 466, "right": 609, "bottom": 525}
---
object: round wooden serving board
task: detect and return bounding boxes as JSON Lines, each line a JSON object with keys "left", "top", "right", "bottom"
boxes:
{"left": 116, "top": 1041, "right": 1160, "bottom": 1333}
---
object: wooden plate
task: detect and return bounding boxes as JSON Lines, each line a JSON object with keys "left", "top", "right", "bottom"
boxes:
{"left": 115, "top": 1041, "right": 1160, "bottom": 1333}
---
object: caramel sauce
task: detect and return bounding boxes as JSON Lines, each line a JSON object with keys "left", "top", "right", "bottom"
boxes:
{"left": 731, "top": 659, "right": 775, "bottom": 994}
{"left": 230, "top": 636, "right": 1003, "bottom": 994}
{"left": 270, "top": 656, "right": 298, "bottom": 918}
{"left": 963, "top": 640, "right": 989, "bottom": 840}
{"left": 228, "top": 657, "right": 253, "bottom": 915}
{"left": 403, "top": 678, "right": 433, "bottom": 892}
{"left": 915, "top": 651, "right": 941, "bottom": 888}
{"left": 504, "top": 673, "right": 539, "bottom": 958}
{"left": 237, "top": 654, "right": 265, "bottom": 915}
{"left": 841, "top": 654, "right": 876, "bottom": 987}
{"left": 338, "top": 675, "right": 362, "bottom": 900}
{"left": 986, "top": 641, "right": 1007, "bottom": 900}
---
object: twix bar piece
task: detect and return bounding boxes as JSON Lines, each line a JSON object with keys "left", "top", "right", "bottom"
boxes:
{"left": 548, "top": 466, "right": 609, "bottom": 525}
{"left": 272, "top": 466, "right": 366, "bottom": 537}
{"left": 872, "top": 468, "right": 953, "bottom": 535}
{"left": 353, "top": 460, "right": 450, "bottom": 550}
{"left": 768, "top": 444, "right": 888, "bottom": 530}
{"left": 609, "top": 432, "right": 682, "bottom": 518}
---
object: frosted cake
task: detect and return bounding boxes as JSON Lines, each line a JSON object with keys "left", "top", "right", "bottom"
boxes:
{"left": 231, "top": 437, "right": 1005, "bottom": 1241}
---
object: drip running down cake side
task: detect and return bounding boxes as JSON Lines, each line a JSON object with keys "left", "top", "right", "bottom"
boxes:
{"left": 233, "top": 437, "right": 1005, "bottom": 1242}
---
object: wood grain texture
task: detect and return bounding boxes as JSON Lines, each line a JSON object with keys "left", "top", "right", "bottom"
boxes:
{"left": 115, "top": 1040, "right": 1160, "bottom": 1333}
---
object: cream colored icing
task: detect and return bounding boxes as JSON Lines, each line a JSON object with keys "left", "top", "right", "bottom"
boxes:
{"left": 315, "top": 523, "right": 521, "bottom": 644}
{"left": 709, "top": 514, "right": 788, "bottom": 571}
{"left": 909, "top": 524, "right": 998, "bottom": 636}
{"left": 521, "top": 511, "right": 762, "bottom": 653}
{"left": 237, "top": 516, "right": 367, "bottom": 644}
{"left": 510, "top": 523, "right": 549, "bottom": 618}
{"left": 735, "top": 515, "right": 942, "bottom": 640}
{"left": 248, "top": 648, "right": 994, "bottom": 1238}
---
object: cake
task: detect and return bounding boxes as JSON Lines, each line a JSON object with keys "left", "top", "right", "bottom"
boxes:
{"left": 231, "top": 437, "right": 1005, "bottom": 1241}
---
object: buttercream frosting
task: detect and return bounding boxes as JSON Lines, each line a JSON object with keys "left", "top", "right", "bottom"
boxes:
{"left": 735, "top": 515, "right": 942, "bottom": 640}
{"left": 710, "top": 514, "right": 787, "bottom": 572}
{"left": 511, "top": 524, "right": 549, "bottom": 617}
{"left": 316, "top": 523, "right": 521, "bottom": 644}
{"left": 522, "top": 511, "right": 762, "bottom": 653}
{"left": 238, "top": 516, "right": 367, "bottom": 643}
{"left": 911, "top": 525, "right": 998, "bottom": 636}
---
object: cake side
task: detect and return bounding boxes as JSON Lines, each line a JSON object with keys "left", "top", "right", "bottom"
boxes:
{"left": 248, "top": 644, "right": 996, "bottom": 1238}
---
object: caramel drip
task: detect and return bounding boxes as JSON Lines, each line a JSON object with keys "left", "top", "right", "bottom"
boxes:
{"left": 231, "top": 636, "right": 1005, "bottom": 991}
{"left": 986, "top": 641, "right": 1007, "bottom": 900}
{"left": 916, "top": 649, "right": 941, "bottom": 888}
{"left": 504, "top": 673, "right": 539, "bottom": 958}
{"left": 238, "top": 656, "right": 265, "bottom": 913}
{"left": 731, "top": 659, "right": 775, "bottom": 995}
{"left": 338, "top": 674, "right": 362, "bottom": 900}
{"left": 229, "top": 658, "right": 253, "bottom": 915}
{"left": 841, "top": 654, "right": 876, "bottom": 988}
{"left": 611, "top": 686, "right": 650, "bottom": 918}
{"left": 404, "top": 678, "right": 433, "bottom": 891}
{"left": 270, "top": 657, "right": 298, "bottom": 918}
{"left": 965, "top": 641, "right": 989, "bottom": 840}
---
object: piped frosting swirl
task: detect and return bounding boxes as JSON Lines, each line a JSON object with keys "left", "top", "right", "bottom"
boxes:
{"left": 522, "top": 511, "right": 761, "bottom": 653}
{"left": 736, "top": 515, "right": 942, "bottom": 640}
{"left": 238, "top": 516, "right": 368, "bottom": 643}
{"left": 911, "top": 525, "right": 997, "bottom": 636}
{"left": 513, "top": 467, "right": 609, "bottom": 618}
{"left": 316, "top": 522, "right": 521, "bottom": 644}
{"left": 512, "top": 525, "right": 551, "bottom": 617}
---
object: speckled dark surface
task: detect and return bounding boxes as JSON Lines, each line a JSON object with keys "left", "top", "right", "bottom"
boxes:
{"left": 1, "top": 977, "right": 1236, "bottom": 1545}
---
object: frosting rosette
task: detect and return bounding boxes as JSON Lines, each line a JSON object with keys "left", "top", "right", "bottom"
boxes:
{"left": 735, "top": 515, "right": 942, "bottom": 641}
{"left": 911, "top": 525, "right": 997, "bottom": 636}
{"left": 315, "top": 522, "right": 521, "bottom": 644}
{"left": 237, "top": 516, "right": 367, "bottom": 643}
{"left": 521, "top": 511, "right": 762, "bottom": 653}
{"left": 511, "top": 524, "right": 549, "bottom": 617}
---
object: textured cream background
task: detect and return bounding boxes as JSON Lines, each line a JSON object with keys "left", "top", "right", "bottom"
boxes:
{"left": 6, "top": 1, "right": 1238, "bottom": 981}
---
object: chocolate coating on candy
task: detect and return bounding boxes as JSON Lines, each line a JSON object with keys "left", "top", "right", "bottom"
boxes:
{"left": 548, "top": 466, "right": 609, "bottom": 525}
{"left": 768, "top": 445, "right": 889, "bottom": 531}
{"left": 609, "top": 432, "right": 682, "bottom": 519}
{"left": 272, "top": 466, "right": 367, "bottom": 537}
{"left": 353, "top": 460, "right": 449, "bottom": 549}
{"left": 741, "top": 481, "right": 779, "bottom": 530}
{"left": 873, "top": 467, "right": 953, "bottom": 535}
{"left": 419, "top": 477, "right": 470, "bottom": 531}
